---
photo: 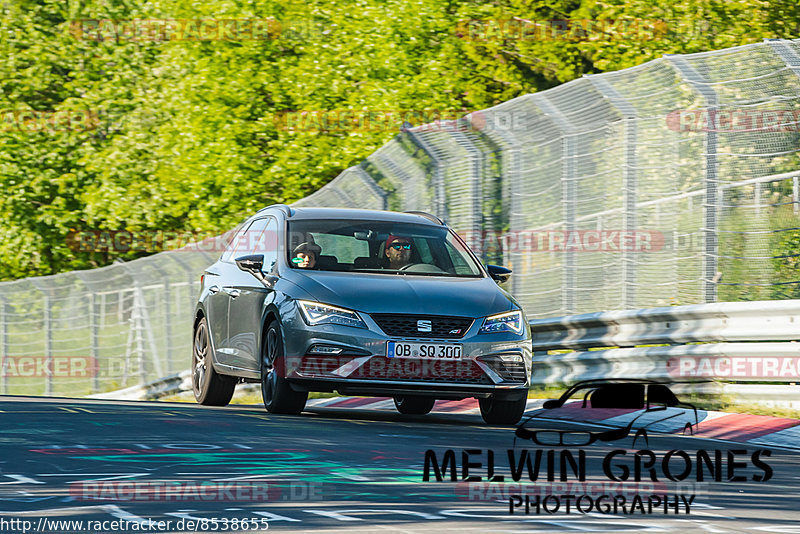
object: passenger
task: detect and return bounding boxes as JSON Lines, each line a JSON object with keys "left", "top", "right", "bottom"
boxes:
{"left": 384, "top": 235, "right": 413, "bottom": 269}
{"left": 292, "top": 241, "right": 321, "bottom": 269}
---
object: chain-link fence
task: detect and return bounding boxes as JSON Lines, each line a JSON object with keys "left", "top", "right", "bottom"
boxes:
{"left": 0, "top": 250, "right": 220, "bottom": 396}
{"left": 353, "top": 39, "right": 800, "bottom": 318}
{"left": 2, "top": 39, "right": 800, "bottom": 396}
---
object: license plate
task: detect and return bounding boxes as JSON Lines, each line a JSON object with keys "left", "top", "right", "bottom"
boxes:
{"left": 386, "top": 341, "right": 462, "bottom": 359}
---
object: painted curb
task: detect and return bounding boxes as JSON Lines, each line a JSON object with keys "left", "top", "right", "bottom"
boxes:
{"left": 306, "top": 396, "right": 800, "bottom": 451}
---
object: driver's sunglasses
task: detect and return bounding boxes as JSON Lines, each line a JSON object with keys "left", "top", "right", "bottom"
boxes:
{"left": 390, "top": 243, "right": 412, "bottom": 250}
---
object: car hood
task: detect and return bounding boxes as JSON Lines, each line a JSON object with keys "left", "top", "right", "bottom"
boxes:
{"left": 286, "top": 270, "right": 514, "bottom": 317}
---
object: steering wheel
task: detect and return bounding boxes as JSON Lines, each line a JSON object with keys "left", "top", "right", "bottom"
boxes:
{"left": 398, "top": 263, "right": 418, "bottom": 271}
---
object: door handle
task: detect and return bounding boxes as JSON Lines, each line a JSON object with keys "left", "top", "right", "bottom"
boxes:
{"left": 223, "top": 288, "right": 241, "bottom": 298}
{"left": 209, "top": 285, "right": 220, "bottom": 294}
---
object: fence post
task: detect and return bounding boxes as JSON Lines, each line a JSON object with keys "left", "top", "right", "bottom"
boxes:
{"left": 667, "top": 55, "right": 720, "bottom": 303}
{"left": 354, "top": 165, "right": 389, "bottom": 210}
{"left": 89, "top": 292, "right": 100, "bottom": 394}
{"left": 588, "top": 76, "right": 639, "bottom": 308}
{"left": 43, "top": 291, "right": 52, "bottom": 396}
{"left": 533, "top": 95, "right": 577, "bottom": 315}
{"left": 168, "top": 252, "right": 200, "bottom": 373}
{"left": 449, "top": 129, "right": 485, "bottom": 259}
{"left": 475, "top": 110, "right": 523, "bottom": 295}
{"left": 404, "top": 128, "right": 448, "bottom": 222}
{"left": 766, "top": 40, "right": 800, "bottom": 216}
{"left": 0, "top": 297, "right": 7, "bottom": 394}
{"left": 163, "top": 277, "right": 173, "bottom": 375}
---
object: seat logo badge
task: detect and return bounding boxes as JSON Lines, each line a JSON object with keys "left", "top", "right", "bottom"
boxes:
{"left": 417, "top": 320, "right": 432, "bottom": 332}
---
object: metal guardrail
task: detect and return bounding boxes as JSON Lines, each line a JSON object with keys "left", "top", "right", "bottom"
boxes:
{"left": 530, "top": 300, "right": 800, "bottom": 350}
{"left": 530, "top": 300, "right": 800, "bottom": 406}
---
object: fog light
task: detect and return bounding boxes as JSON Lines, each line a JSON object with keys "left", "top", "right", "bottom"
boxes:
{"left": 498, "top": 354, "right": 523, "bottom": 363}
{"left": 308, "top": 345, "right": 344, "bottom": 355}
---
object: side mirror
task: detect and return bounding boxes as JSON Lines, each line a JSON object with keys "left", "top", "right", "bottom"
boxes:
{"left": 235, "top": 254, "right": 265, "bottom": 281}
{"left": 486, "top": 264, "right": 512, "bottom": 283}
{"left": 542, "top": 399, "right": 562, "bottom": 409}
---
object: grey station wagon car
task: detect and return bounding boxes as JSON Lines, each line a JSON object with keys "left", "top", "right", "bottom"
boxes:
{"left": 192, "top": 205, "right": 532, "bottom": 424}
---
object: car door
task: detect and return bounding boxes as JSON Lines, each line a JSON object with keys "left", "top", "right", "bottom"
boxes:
{"left": 204, "top": 221, "right": 256, "bottom": 367}
{"left": 226, "top": 216, "right": 278, "bottom": 371}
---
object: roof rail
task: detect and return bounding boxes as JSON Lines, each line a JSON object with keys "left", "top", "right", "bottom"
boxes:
{"left": 405, "top": 211, "right": 445, "bottom": 225}
{"left": 257, "top": 204, "right": 294, "bottom": 217}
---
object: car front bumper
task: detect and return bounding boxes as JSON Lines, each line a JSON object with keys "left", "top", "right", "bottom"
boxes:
{"left": 280, "top": 303, "right": 532, "bottom": 399}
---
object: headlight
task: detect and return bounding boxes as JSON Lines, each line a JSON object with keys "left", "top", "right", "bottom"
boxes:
{"left": 479, "top": 310, "right": 524, "bottom": 335}
{"left": 297, "top": 300, "right": 367, "bottom": 329}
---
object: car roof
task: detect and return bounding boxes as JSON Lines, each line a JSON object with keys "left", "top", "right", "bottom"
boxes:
{"left": 261, "top": 206, "right": 444, "bottom": 226}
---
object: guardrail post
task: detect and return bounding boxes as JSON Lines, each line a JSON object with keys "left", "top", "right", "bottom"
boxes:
{"left": 667, "top": 56, "right": 719, "bottom": 303}
{"left": 533, "top": 95, "right": 577, "bottom": 314}
{"left": 588, "top": 76, "right": 639, "bottom": 308}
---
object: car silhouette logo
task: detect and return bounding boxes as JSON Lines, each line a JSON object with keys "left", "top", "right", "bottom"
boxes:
{"left": 417, "top": 320, "right": 432, "bottom": 332}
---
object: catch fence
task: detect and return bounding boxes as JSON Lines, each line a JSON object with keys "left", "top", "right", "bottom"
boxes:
{"left": 2, "top": 39, "right": 800, "bottom": 395}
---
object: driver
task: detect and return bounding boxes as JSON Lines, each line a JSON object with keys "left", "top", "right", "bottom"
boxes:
{"left": 292, "top": 241, "right": 321, "bottom": 269}
{"left": 384, "top": 235, "right": 413, "bottom": 269}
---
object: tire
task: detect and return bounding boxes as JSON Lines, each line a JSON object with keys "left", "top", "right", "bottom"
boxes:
{"left": 393, "top": 396, "right": 436, "bottom": 415}
{"left": 192, "top": 317, "right": 236, "bottom": 406}
{"left": 479, "top": 395, "right": 527, "bottom": 425}
{"left": 261, "top": 320, "right": 308, "bottom": 415}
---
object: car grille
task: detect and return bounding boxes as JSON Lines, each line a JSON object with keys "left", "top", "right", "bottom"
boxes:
{"left": 350, "top": 357, "right": 490, "bottom": 384}
{"left": 370, "top": 314, "right": 474, "bottom": 339}
{"left": 480, "top": 355, "right": 528, "bottom": 383}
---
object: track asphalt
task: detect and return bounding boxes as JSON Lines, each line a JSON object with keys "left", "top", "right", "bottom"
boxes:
{"left": 0, "top": 395, "right": 798, "bottom": 533}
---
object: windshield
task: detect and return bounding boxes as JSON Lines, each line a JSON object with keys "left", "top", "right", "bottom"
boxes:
{"left": 286, "top": 219, "right": 484, "bottom": 277}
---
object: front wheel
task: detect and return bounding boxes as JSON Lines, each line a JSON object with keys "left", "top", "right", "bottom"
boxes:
{"left": 261, "top": 321, "right": 308, "bottom": 415}
{"left": 479, "top": 395, "right": 527, "bottom": 425}
{"left": 192, "top": 317, "right": 236, "bottom": 406}
{"left": 393, "top": 396, "right": 436, "bottom": 415}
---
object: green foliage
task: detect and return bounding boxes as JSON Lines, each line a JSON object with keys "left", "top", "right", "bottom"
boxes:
{"left": 0, "top": 0, "right": 794, "bottom": 280}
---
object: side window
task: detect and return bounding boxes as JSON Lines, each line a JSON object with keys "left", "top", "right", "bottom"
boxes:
{"left": 416, "top": 239, "right": 434, "bottom": 264}
{"left": 445, "top": 241, "right": 473, "bottom": 275}
{"left": 223, "top": 218, "right": 271, "bottom": 263}
{"left": 261, "top": 218, "right": 279, "bottom": 272}
{"left": 312, "top": 233, "right": 369, "bottom": 264}
{"left": 220, "top": 221, "right": 253, "bottom": 263}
